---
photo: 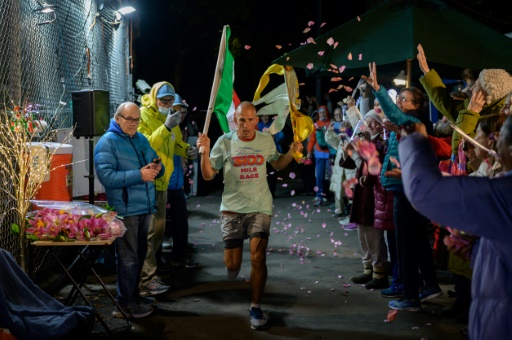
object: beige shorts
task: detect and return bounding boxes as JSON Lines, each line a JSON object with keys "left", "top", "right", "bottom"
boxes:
{"left": 220, "top": 212, "right": 271, "bottom": 249}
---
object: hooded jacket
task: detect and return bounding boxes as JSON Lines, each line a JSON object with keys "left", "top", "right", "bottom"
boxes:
{"left": 138, "top": 81, "right": 190, "bottom": 191}
{"left": 94, "top": 119, "right": 164, "bottom": 216}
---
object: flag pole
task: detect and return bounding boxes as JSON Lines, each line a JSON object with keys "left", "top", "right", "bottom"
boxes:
{"left": 200, "top": 25, "right": 228, "bottom": 154}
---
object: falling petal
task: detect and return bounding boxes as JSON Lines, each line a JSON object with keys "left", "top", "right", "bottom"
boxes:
{"left": 334, "top": 41, "right": 339, "bottom": 49}
{"left": 386, "top": 310, "right": 398, "bottom": 322}
{"left": 339, "top": 65, "right": 346, "bottom": 73}
{"left": 276, "top": 45, "right": 282, "bottom": 49}
{"left": 344, "top": 85, "right": 353, "bottom": 92}
{"left": 357, "top": 16, "right": 361, "bottom": 21}
{"left": 306, "top": 63, "right": 314, "bottom": 70}
{"left": 348, "top": 52, "right": 353, "bottom": 60}
{"left": 299, "top": 82, "right": 305, "bottom": 85}
{"left": 290, "top": 190, "right": 295, "bottom": 196}
{"left": 329, "top": 63, "right": 338, "bottom": 69}
{"left": 359, "top": 53, "right": 363, "bottom": 60}
{"left": 327, "top": 37, "right": 334, "bottom": 46}
{"left": 322, "top": 223, "right": 326, "bottom": 228}
{"left": 307, "top": 37, "right": 316, "bottom": 44}
{"left": 313, "top": 186, "right": 319, "bottom": 192}
{"left": 289, "top": 172, "right": 296, "bottom": 179}
{"left": 318, "top": 51, "right": 325, "bottom": 56}
{"left": 331, "top": 77, "right": 342, "bottom": 82}
{"left": 244, "top": 45, "right": 252, "bottom": 50}
{"left": 320, "top": 22, "right": 327, "bottom": 27}
{"left": 337, "top": 84, "right": 344, "bottom": 90}
{"left": 193, "top": 106, "right": 197, "bottom": 111}
{"left": 282, "top": 183, "right": 288, "bottom": 187}
{"left": 286, "top": 56, "right": 290, "bottom": 61}
{"left": 308, "top": 20, "right": 315, "bottom": 26}
{"left": 303, "top": 27, "right": 311, "bottom": 33}
{"left": 328, "top": 88, "right": 337, "bottom": 93}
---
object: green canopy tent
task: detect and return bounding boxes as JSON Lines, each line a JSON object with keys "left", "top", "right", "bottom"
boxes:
{"left": 272, "top": 0, "right": 512, "bottom": 83}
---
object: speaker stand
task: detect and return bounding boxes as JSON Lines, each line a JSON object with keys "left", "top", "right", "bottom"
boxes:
{"left": 87, "top": 138, "right": 95, "bottom": 205}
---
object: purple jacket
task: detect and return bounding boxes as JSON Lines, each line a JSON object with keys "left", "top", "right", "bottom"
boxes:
{"left": 399, "top": 132, "right": 512, "bottom": 340}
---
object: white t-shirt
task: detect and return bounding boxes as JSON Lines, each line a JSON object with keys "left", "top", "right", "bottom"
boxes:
{"left": 209, "top": 131, "right": 280, "bottom": 215}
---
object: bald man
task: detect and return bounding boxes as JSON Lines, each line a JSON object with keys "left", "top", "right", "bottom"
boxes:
{"left": 197, "top": 101, "right": 303, "bottom": 330}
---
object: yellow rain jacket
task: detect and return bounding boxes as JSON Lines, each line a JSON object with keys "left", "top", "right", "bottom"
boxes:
{"left": 138, "top": 81, "right": 190, "bottom": 191}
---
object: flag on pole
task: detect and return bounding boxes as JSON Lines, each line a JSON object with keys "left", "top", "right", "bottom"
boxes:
{"left": 252, "top": 64, "right": 314, "bottom": 142}
{"left": 202, "top": 25, "right": 238, "bottom": 136}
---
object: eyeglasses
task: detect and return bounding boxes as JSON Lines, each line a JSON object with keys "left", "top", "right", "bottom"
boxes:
{"left": 118, "top": 114, "right": 141, "bottom": 124}
{"left": 158, "top": 98, "right": 174, "bottom": 105}
{"left": 396, "top": 96, "right": 413, "bottom": 103}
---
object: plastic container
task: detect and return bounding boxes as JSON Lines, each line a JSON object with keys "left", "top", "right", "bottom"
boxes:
{"left": 31, "top": 142, "right": 73, "bottom": 201}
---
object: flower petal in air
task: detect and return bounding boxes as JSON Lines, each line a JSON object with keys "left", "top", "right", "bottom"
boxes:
{"left": 244, "top": 45, "right": 251, "bottom": 50}
{"left": 339, "top": 65, "right": 346, "bottom": 73}
{"left": 307, "top": 37, "right": 316, "bottom": 44}
{"left": 327, "top": 37, "right": 334, "bottom": 46}
{"left": 386, "top": 309, "right": 398, "bottom": 322}
{"left": 331, "top": 77, "right": 342, "bottom": 82}
{"left": 318, "top": 51, "right": 325, "bottom": 56}
{"left": 276, "top": 45, "right": 282, "bottom": 49}
{"left": 320, "top": 22, "right": 327, "bottom": 27}
{"left": 359, "top": 53, "right": 363, "bottom": 60}
{"left": 303, "top": 27, "right": 311, "bottom": 33}
{"left": 348, "top": 52, "right": 353, "bottom": 60}
{"left": 306, "top": 63, "right": 314, "bottom": 70}
{"left": 329, "top": 88, "right": 337, "bottom": 93}
{"left": 289, "top": 172, "right": 296, "bottom": 179}
{"left": 308, "top": 21, "right": 315, "bottom": 26}
{"left": 344, "top": 85, "right": 353, "bottom": 92}
{"left": 334, "top": 41, "right": 339, "bottom": 49}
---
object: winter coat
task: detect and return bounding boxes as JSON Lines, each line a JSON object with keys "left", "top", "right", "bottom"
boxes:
{"left": 348, "top": 158, "right": 376, "bottom": 227}
{"left": 372, "top": 133, "right": 394, "bottom": 231}
{"left": 374, "top": 86, "right": 421, "bottom": 192}
{"left": 138, "top": 81, "right": 190, "bottom": 191}
{"left": 94, "top": 119, "right": 164, "bottom": 217}
{"left": 400, "top": 132, "right": 512, "bottom": 340}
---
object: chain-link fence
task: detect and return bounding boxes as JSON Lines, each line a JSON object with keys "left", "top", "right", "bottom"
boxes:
{"left": 0, "top": 0, "right": 132, "bottom": 269}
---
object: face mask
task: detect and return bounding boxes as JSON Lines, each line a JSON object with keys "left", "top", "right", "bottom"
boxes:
{"left": 158, "top": 106, "right": 171, "bottom": 115}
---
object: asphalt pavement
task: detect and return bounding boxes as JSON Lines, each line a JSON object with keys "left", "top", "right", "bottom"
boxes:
{"left": 76, "top": 176, "right": 467, "bottom": 339}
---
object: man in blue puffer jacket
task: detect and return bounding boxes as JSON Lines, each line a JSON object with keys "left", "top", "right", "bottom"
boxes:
{"left": 94, "top": 102, "right": 164, "bottom": 319}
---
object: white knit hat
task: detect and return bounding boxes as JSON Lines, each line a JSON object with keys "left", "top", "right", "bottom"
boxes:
{"left": 365, "top": 109, "right": 385, "bottom": 125}
{"left": 478, "top": 69, "right": 512, "bottom": 105}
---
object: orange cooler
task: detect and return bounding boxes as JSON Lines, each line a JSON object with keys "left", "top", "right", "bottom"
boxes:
{"left": 34, "top": 142, "right": 73, "bottom": 201}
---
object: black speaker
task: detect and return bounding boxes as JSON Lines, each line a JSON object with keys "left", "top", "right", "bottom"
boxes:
{"left": 72, "top": 89, "right": 110, "bottom": 137}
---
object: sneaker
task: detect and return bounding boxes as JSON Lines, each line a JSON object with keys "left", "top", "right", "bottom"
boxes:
{"left": 140, "top": 278, "right": 170, "bottom": 296}
{"left": 227, "top": 267, "right": 240, "bottom": 280}
{"left": 388, "top": 298, "right": 421, "bottom": 312}
{"left": 338, "top": 217, "right": 350, "bottom": 225}
{"left": 137, "top": 296, "right": 156, "bottom": 305}
{"left": 381, "top": 283, "right": 404, "bottom": 298}
{"left": 365, "top": 277, "right": 389, "bottom": 290}
{"left": 419, "top": 285, "right": 443, "bottom": 302}
{"left": 250, "top": 307, "right": 269, "bottom": 330}
{"left": 327, "top": 204, "right": 336, "bottom": 212}
{"left": 342, "top": 223, "right": 357, "bottom": 230}
{"left": 169, "top": 259, "right": 199, "bottom": 269}
{"left": 113, "top": 303, "right": 153, "bottom": 319}
{"left": 313, "top": 197, "right": 327, "bottom": 207}
{"left": 350, "top": 272, "right": 373, "bottom": 284}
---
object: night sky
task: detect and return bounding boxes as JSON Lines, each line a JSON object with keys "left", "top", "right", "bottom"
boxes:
{"left": 131, "top": 0, "right": 367, "bottom": 111}
{"left": 129, "top": 0, "right": 512, "bottom": 132}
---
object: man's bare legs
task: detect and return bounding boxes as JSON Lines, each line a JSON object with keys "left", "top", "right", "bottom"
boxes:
{"left": 249, "top": 237, "right": 268, "bottom": 304}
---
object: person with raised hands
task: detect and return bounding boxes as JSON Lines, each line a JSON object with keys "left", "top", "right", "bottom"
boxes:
{"left": 361, "top": 63, "right": 441, "bottom": 311}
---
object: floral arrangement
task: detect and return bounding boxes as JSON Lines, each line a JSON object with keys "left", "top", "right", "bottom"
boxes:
{"left": 12, "top": 208, "right": 126, "bottom": 242}
{"left": 9, "top": 105, "right": 42, "bottom": 134}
